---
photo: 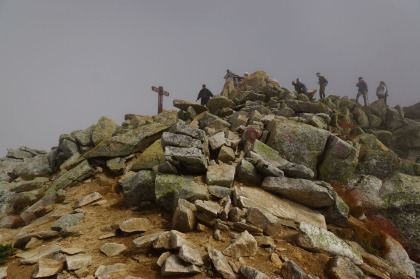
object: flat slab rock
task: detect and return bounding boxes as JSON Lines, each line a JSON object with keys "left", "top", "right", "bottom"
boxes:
{"left": 223, "top": 230, "right": 258, "bottom": 258}
{"left": 119, "top": 218, "right": 150, "bottom": 233}
{"left": 17, "top": 245, "right": 61, "bottom": 265}
{"left": 239, "top": 265, "right": 269, "bottom": 279}
{"left": 65, "top": 254, "right": 93, "bottom": 270}
{"left": 51, "top": 212, "right": 85, "bottom": 231}
{"left": 14, "top": 230, "right": 59, "bottom": 249}
{"left": 239, "top": 186, "right": 327, "bottom": 229}
{"left": 33, "top": 258, "right": 64, "bottom": 278}
{"left": 206, "top": 164, "right": 236, "bottom": 188}
{"left": 100, "top": 242, "right": 127, "bottom": 257}
{"left": 208, "top": 249, "right": 235, "bottom": 279}
{"left": 73, "top": 192, "right": 102, "bottom": 208}
{"left": 95, "top": 263, "right": 127, "bottom": 278}
{"left": 161, "top": 255, "right": 201, "bottom": 276}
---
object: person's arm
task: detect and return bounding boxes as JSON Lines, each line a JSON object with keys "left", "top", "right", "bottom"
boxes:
{"left": 196, "top": 90, "right": 202, "bottom": 102}
{"left": 365, "top": 82, "right": 368, "bottom": 92}
{"left": 208, "top": 89, "right": 213, "bottom": 97}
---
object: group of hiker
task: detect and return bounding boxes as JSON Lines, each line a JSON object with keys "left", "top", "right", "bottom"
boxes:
{"left": 196, "top": 71, "right": 389, "bottom": 107}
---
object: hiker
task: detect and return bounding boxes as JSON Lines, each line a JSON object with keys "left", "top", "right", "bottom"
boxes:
{"left": 292, "top": 78, "right": 307, "bottom": 93}
{"left": 356, "top": 76, "right": 369, "bottom": 106}
{"left": 196, "top": 84, "right": 213, "bottom": 107}
{"left": 240, "top": 72, "right": 249, "bottom": 81}
{"left": 316, "top": 72, "right": 328, "bottom": 99}
{"left": 376, "top": 81, "right": 388, "bottom": 105}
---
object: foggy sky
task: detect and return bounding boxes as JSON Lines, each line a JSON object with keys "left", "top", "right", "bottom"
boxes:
{"left": 1, "top": 0, "right": 420, "bottom": 156}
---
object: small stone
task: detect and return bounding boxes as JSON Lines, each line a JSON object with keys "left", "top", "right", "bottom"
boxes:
{"left": 65, "top": 254, "right": 92, "bottom": 270}
{"left": 25, "top": 237, "right": 43, "bottom": 250}
{"left": 153, "top": 230, "right": 193, "bottom": 250}
{"left": 100, "top": 243, "right": 127, "bottom": 257}
{"left": 32, "top": 258, "right": 64, "bottom": 278}
{"left": 94, "top": 263, "right": 127, "bottom": 278}
{"left": 0, "top": 267, "right": 6, "bottom": 279}
{"left": 172, "top": 204, "right": 196, "bottom": 232}
{"left": 223, "top": 230, "right": 258, "bottom": 258}
{"left": 280, "top": 260, "right": 313, "bottom": 279}
{"left": 195, "top": 200, "right": 221, "bottom": 217}
{"left": 119, "top": 218, "right": 150, "bottom": 233}
{"left": 157, "top": 252, "right": 172, "bottom": 267}
{"left": 179, "top": 245, "right": 204, "bottom": 266}
{"left": 61, "top": 247, "right": 84, "bottom": 255}
{"left": 270, "top": 253, "right": 282, "bottom": 266}
{"left": 208, "top": 249, "right": 235, "bottom": 279}
{"left": 99, "top": 232, "right": 116, "bottom": 240}
{"left": 213, "top": 229, "right": 222, "bottom": 241}
{"left": 17, "top": 245, "right": 61, "bottom": 265}
{"left": 132, "top": 231, "right": 164, "bottom": 253}
{"left": 239, "top": 265, "right": 269, "bottom": 279}
{"left": 161, "top": 255, "right": 201, "bottom": 276}
{"left": 74, "top": 267, "right": 90, "bottom": 278}
{"left": 51, "top": 212, "right": 85, "bottom": 232}
{"left": 196, "top": 223, "right": 207, "bottom": 232}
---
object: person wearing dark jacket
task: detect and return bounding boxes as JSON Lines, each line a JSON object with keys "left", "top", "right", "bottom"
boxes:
{"left": 356, "top": 77, "right": 368, "bottom": 106}
{"left": 196, "top": 84, "right": 213, "bottom": 107}
{"left": 316, "top": 72, "right": 328, "bottom": 99}
{"left": 292, "top": 78, "right": 307, "bottom": 93}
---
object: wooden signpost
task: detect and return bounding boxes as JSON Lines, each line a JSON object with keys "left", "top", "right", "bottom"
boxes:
{"left": 151, "top": 86, "right": 169, "bottom": 114}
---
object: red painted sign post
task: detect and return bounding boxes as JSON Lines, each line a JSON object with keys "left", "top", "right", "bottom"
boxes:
{"left": 151, "top": 86, "right": 169, "bottom": 114}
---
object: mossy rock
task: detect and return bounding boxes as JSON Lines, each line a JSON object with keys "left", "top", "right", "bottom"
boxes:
{"left": 358, "top": 149, "right": 401, "bottom": 179}
{"left": 131, "top": 139, "right": 165, "bottom": 171}
{"left": 400, "top": 159, "right": 420, "bottom": 176}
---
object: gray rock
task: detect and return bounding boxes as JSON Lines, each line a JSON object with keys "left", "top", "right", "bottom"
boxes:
{"left": 267, "top": 119, "right": 330, "bottom": 174}
{"left": 14, "top": 230, "right": 59, "bottom": 249}
{"left": 179, "top": 245, "right": 204, "bottom": 266}
{"left": 106, "top": 157, "right": 125, "bottom": 173}
{"left": 169, "top": 122, "right": 206, "bottom": 142}
{"left": 172, "top": 204, "right": 196, "bottom": 232}
{"left": 261, "top": 176, "right": 334, "bottom": 208}
{"left": 32, "top": 258, "right": 64, "bottom": 278}
{"left": 358, "top": 149, "right": 400, "bottom": 179}
{"left": 281, "top": 162, "right": 314, "bottom": 180}
{"left": 132, "top": 231, "right": 164, "bottom": 253}
{"left": 235, "top": 159, "right": 263, "bottom": 186}
{"left": 11, "top": 177, "right": 49, "bottom": 193}
{"left": 217, "top": 146, "right": 236, "bottom": 163}
{"left": 327, "top": 256, "right": 367, "bottom": 279}
{"left": 153, "top": 230, "right": 193, "bottom": 250}
{"left": 120, "top": 170, "right": 156, "bottom": 206}
{"left": 228, "top": 207, "right": 245, "bottom": 222}
{"left": 51, "top": 212, "right": 85, "bottom": 232}
{"left": 383, "top": 235, "right": 416, "bottom": 278}
{"left": 73, "top": 192, "right": 102, "bottom": 208}
{"left": 12, "top": 154, "right": 52, "bottom": 178}
{"left": 100, "top": 243, "right": 127, "bottom": 257}
{"left": 284, "top": 100, "right": 328, "bottom": 114}
{"left": 208, "top": 249, "right": 235, "bottom": 279}
{"left": 195, "top": 200, "right": 221, "bottom": 217}
{"left": 161, "top": 132, "right": 203, "bottom": 149}
{"left": 17, "top": 245, "right": 61, "bottom": 265}
{"left": 239, "top": 265, "right": 269, "bottom": 279}
{"left": 246, "top": 207, "right": 279, "bottom": 235}
{"left": 119, "top": 218, "right": 150, "bottom": 233}
{"left": 161, "top": 255, "right": 201, "bottom": 277}
{"left": 296, "top": 222, "right": 363, "bottom": 265}
{"left": 65, "top": 254, "right": 92, "bottom": 271}
{"left": 164, "top": 146, "right": 207, "bottom": 174}
{"left": 255, "top": 158, "right": 285, "bottom": 177}
{"left": 157, "top": 252, "right": 172, "bottom": 267}
{"left": 209, "top": 132, "right": 227, "bottom": 150}
{"left": 206, "top": 164, "right": 236, "bottom": 187}
{"left": 155, "top": 173, "right": 209, "bottom": 211}
{"left": 91, "top": 116, "right": 117, "bottom": 145}
{"left": 280, "top": 260, "right": 314, "bottom": 279}
{"left": 230, "top": 112, "right": 249, "bottom": 131}
{"left": 173, "top": 99, "right": 208, "bottom": 115}
{"left": 223, "top": 230, "right": 258, "bottom": 257}
{"left": 94, "top": 263, "right": 127, "bottom": 278}
{"left": 323, "top": 192, "right": 350, "bottom": 228}
{"left": 208, "top": 186, "right": 231, "bottom": 199}
{"left": 199, "top": 112, "right": 231, "bottom": 132}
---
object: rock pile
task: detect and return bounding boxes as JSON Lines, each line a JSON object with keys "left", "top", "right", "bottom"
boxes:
{"left": 0, "top": 71, "right": 419, "bottom": 278}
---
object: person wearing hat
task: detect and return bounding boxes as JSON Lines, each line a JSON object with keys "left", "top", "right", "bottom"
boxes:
{"left": 196, "top": 84, "right": 213, "bottom": 107}
{"left": 240, "top": 72, "right": 249, "bottom": 81}
{"left": 316, "top": 72, "right": 328, "bottom": 99}
{"left": 376, "top": 81, "right": 388, "bottom": 105}
{"left": 356, "top": 76, "right": 368, "bottom": 106}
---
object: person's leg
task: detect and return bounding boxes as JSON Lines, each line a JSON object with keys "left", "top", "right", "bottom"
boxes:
{"left": 356, "top": 91, "right": 361, "bottom": 105}
{"left": 384, "top": 96, "right": 387, "bottom": 105}
{"left": 363, "top": 92, "right": 368, "bottom": 106}
{"left": 320, "top": 84, "right": 325, "bottom": 99}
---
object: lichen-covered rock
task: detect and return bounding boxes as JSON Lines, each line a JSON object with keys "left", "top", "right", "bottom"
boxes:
{"left": 199, "top": 112, "right": 231, "bottom": 132}
{"left": 235, "top": 159, "right": 263, "bottom": 186}
{"left": 284, "top": 100, "right": 328, "bottom": 114}
{"left": 131, "top": 139, "right": 165, "bottom": 170}
{"left": 262, "top": 176, "right": 334, "bottom": 208}
{"left": 207, "top": 95, "right": 233, "bottom": 117}
{"left": 91, "top": 116, "right": 117, "bottom": 145}
{"left": 327, "top": 256, "right": 367, "bottom": 279}
{"left": 391, "top": 119, "right": 420, "bottom": 151}
{"left": 403, "top": 101, "right": 420, "bottom": 120}
{"left": 155, "top": 174, "right": 209, "bottom": 211}
{"left": 369, "top": 100, "right": 387, "bottom": 123}
{"left": 120, "top": 170, "right": 156, "bottom": 206}
{"left": 106, "top": 157, "right": 125, "bottom": 173}
{"left": 169, "top": 122, "right": 206, "bottom": 142}
{"left": 353, "top": 107, "right": 369, "bottom": 128}
{"left": 383, "top": 235, "right": 416, "bottom": 278}
{"left": 51, "top": 212, "right": 85, "bottom": 232}
{"left": 280, "top": 261, "right": 313, "bottom": 279}
{"left": 319, "top": 135, "right": 359, "bottom": 184}
{"left": 83, "top": 111, "right": 177, "bottom": 158}
{"left": 164, "top": 146, "right": 207, "bottom": 174}
{"left": 323, "top": 192, "right": 350, "bottom": 228}
{"left": 385, "top": 106, "right": 407, "bottom": 132}
{"left": 173, "top": 99, "right": 208, "bottom": 114}
{"left": 161, "top": 132, "right": 203, "bottom": 150}
{"left": 358, "top": 149, "right": 401, "bottom": 179}
{"left": 297, "top": 222, "right": 363, "bottom": 265}
{"left": 267, "top": 119, "right": 330, "bottom": 174}
{"left": 401, "top": 159, "right": 420, "bottom": 176}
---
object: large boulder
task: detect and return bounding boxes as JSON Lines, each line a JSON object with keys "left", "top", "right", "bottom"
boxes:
{"left": 83, "top": 110, "right": 177, "bottom": 158}
{"left": 173, "top": 99, "right": 207, "bottom": 114}
{"left": 403, "top": 101, "right": 420, "bottom": 120}
{"left": 120, "top": 170, "right": 156, "bottom": 206}
{"left": 297, "top": 222, "right": 363, "bottom": 265}
{"left": 386, "top": 106, "right": 407, "bottom": 132}
{"left": 206, "top": 164, "right": 235, "bottom": 188}
{"left": 207, "top": 95, "right": 233, "bottom": 117}
{"left": 284, "top": 100, "right": 328, "bottom": 114}
{"left": 352, "top": 107, "right": 369, "bottom": 128}
{"left": 267, "top": 119, "right": 330, "bottom": 174}
{"left": 91, "top": 116, "right": 117, "bottom": 145}
{"left": 319, "top": 135, "right": 359, "bottom": 184}
{"left": 391, "top": 119, "right": 420, "bottom": 151}
{"left": 164, "top": 146, "right": 207, "bottom": 174}
{"left": 357, "top": 149, "right": 401, "bottom": 179}
{"left": 383, "top": 235, "right": 416, "bottom": 278}
{"left": 261, "top": 176, "right": 334, "bottom": 208}
{"left": 155, "top": 174, "right": 209, "bottom": 211}
{"left": 369, "top": 100, "right": 387, "bottom": 123}
{"left": 131, "top": 139, "right": 165, "bottom": 170}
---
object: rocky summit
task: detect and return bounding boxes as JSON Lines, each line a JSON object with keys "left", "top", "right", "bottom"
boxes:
{"left": 0, "top": 71, "right": 419, "bottom": 279}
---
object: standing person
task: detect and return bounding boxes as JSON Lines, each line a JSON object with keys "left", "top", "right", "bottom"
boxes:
{"left": 316, "top": 73, "right": 328, "bottom": 99}
{"left": 356, "top": 77, "right": 369, "bottom": 106}
{"left": 240, "top": 72, "right": 249, "bottom": 81}
{"left": 376, "top": 81, "right": 388, "bottom": 105}
{"left": 196, "top": 84, "right": 213, "bottom": 107}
